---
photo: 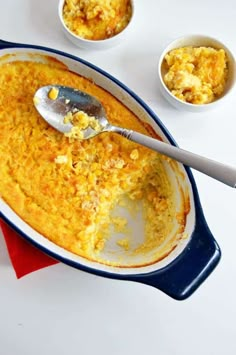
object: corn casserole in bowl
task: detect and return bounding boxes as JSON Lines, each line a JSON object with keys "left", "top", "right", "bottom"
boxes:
{"left": 0, "top": 39, "right": 221, "bottom": 300}
{"left": 58, "top": 0, "right": 134, "bottom": 49}
{"left": 158, "top": 35, "right": 236, "bottom": 112}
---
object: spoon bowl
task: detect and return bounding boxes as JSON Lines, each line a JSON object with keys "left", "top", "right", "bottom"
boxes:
{"left": 34, "top": 85, "right": 109, "bottom": 137}
{"left": 34, "top": 85, "right": 236, "bottom": 188}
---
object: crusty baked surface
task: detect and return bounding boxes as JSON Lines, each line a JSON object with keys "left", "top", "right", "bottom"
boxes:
{"left": 0, "top": 60, "right": 181, "bottom": 266}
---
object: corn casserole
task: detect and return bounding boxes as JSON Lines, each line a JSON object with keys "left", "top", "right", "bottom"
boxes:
{"left": 62, "top": 0, "right": 132, "bottom": 40}
{"left": 63, "top": 110, "right": 102, "bottom": 140}
{"left": 0, "top": 59, "right": 187, "bottom": 266}
{"left": 163, "top": 46, "right": 228, "bottom": 104}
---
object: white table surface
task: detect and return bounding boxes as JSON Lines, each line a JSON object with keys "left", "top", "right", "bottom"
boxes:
{"left": 0, "top": 1, "right": 236, "bottom": 354}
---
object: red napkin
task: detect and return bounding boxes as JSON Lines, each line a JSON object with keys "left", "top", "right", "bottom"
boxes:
{"left": 0, "top": 220, "right": 59, "bottom": 278}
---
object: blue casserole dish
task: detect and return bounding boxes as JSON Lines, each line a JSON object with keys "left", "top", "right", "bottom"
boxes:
{"left": 0, "top": 39, "right": 221, "bottom": 300}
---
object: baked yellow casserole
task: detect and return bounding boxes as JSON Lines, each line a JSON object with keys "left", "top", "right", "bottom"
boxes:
{"left": 62, "top": 0, "right": 132, "bottom": 40}
{"left": 0, "top": 59, "right": 187, "bottom": 266}
{"left": 163, "top": 46, "right": 228, "bottom": 104}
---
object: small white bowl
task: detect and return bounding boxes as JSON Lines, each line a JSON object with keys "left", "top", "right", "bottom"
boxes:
{"left": 158, "top": 35, "right": 236, "bottom": 112}
{"left": 58, "top": 0, "right": 134, "bottom": 50}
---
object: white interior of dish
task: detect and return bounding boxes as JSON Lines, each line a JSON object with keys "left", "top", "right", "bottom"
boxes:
{"left": 0, "top": 47, "right": 196, "bottom": 275}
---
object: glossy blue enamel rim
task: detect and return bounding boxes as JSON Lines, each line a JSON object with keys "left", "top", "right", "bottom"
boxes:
{"left": 0, "top": 40, "right": 221, "bottom": 300}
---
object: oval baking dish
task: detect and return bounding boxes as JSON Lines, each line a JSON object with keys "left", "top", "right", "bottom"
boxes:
{"left": 0, "top": 39, "right": 221, "bottom": 300}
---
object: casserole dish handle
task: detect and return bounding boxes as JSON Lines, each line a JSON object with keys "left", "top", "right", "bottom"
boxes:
{"left": 131, "top": 217, "right": 221, "bottom": 300}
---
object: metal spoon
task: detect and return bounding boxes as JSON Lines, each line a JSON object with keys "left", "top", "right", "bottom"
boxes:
{"left": 34, "top": 85, "right": 236, "bottom": 188}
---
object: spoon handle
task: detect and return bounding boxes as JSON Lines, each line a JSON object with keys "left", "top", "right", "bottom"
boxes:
{"left": 115, "top": 128, "right": 236, "bottom": 188}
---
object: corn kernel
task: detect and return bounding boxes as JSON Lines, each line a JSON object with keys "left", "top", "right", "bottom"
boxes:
{"left": 48, "top": 87, "right": 59, "bottom": 100}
